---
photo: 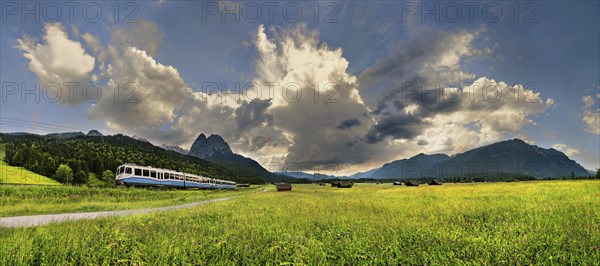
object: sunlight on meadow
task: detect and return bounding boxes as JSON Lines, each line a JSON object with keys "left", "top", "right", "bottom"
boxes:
{"left": 1, "top": 181, "right": 598, "bottom": 265}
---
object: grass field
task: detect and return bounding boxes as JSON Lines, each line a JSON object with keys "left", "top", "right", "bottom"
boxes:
{"left": 1, "top": 180, "right": 598, "bottom": 265}
{"left": 0, "top": 185, "right": 263, "bottom": 217}
{"left": 0, "top": 144, "right": 61, "bottom": 186}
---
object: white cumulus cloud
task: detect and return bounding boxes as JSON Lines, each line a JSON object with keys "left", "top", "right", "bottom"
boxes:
{"left": 552, "top": 143, "right": 581, "bottom": 157}
{"left": 17, "top": 23, "right": 95, "bottom": 105}
{"left": 582, "top": 94, "right": 600, "bottom": 134}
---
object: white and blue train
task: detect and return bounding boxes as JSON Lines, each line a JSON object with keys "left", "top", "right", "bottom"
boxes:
{"left": 115, "top": 163, "right": 236, "bottom": 189}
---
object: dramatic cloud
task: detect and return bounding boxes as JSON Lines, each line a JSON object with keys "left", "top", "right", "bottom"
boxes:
{"left": 16, "top": 23, "right": 95, "bottom": 105}
{"left": 582, "top": 94, "right": 600, "bottom": 134}
{"left": 76, "top": 23, "right": 288, "bottom": 164}
{"left": 88, "top": 46, "right": 190, "bottom": 135}
{"left": 358, "top": 27, "right": 554, "bottom": 155}
{"left": 249, "top": 24, "right": 382, "bottom": 167}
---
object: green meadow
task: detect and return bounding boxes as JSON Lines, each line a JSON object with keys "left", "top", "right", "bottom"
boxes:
{"left": 0, "top": 185, "right": 263, "bottom": 217}
{"left": 1, "top": 180, "right": 598, "bottom": 265}
{"left": 0, "top": 144, "right": 60, "bottom": 186}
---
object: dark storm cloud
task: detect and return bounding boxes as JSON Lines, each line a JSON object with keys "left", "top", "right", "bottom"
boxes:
{"left": 337, "top": 118, "right": 362, "bottom": 130}
{"left": 249, "top": 135, "right": 268, "bottom": 151}
{"left": 234, "top": 98, "right": 273, "bottom": 137}
{"left": 364, "top": 114, "right": 429, "bottom": 144}
{"left": 359, "top": 28, "right": 477, "bottom": 144}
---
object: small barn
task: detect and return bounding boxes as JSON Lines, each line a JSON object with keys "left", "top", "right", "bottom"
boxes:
{"left": 405, "top": 181, "right": 420, "bottom": 187}
{"left": 428, "top": 180, "right": 443, "bottom": 186}
{"left": 276, "top": 183, "right": 292, "bottom": 191}
{"left": 331, "top": 181, "right": 353, "bottom": 188}
{"left": 393, "top": 181, "right": 402, "bottom": 186}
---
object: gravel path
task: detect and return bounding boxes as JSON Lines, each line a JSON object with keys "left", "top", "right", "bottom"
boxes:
{"left": 0, "top": 196, "right": 236, "bottom": 228}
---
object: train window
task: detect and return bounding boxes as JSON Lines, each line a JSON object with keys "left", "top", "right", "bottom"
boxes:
{"left": 125, "top": 168, "right": 132, "bottom": 174}
{"left": 150, "top": 171, "right": 156, "bottom": 178}
{"left": 159, "top": 173, "right": 163, "bottom": 180}
{"left": 143, "top": 169, "right": 149, "bottom": 177}
{"left": 165, "top": 173, "right": 170, "bottom": 179}
{"left": 135, "top": 168, "right": 141, "bottom": 176}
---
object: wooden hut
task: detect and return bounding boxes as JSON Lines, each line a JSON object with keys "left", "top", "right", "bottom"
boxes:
{"left": 428, "top": 180, "right": 443, "bottom": 185}
{"left": 331, "top": 181, "right": 353, "bottom": 188}
{"left": 276, "top": 183, "right": 292, "bottom": 191}
{"left": 405, "top": 181, "right": 420, "bottom": 187}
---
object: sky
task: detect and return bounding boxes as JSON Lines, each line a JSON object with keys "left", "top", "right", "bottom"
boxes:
{"left": 1, "top": 0, "right": 598, "bottom": 175}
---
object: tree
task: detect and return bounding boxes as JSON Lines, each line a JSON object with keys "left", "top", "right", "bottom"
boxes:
{"left": 55, "top": 164, "right": 73, "bottom": 184}
{"left": 30, "top": 162, "right": 42, "bottom": 174}
{"left": 101, "top": 170, "right": 114, "bottom": 182}
{"left": 570, "top": 171, "right": 575, "bottom": 179}
{"left": 596, "top": 169, "right": 600, "bottom": 179}
{"left": 74, "top": 170, "right": 88, "bottom": 185}
{"left": 11, "top": 150, "right": 24, "bottom": 166}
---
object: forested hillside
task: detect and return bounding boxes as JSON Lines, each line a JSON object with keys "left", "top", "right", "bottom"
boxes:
{"left": 0, "top": 133, "right": 241, "bottom": 185}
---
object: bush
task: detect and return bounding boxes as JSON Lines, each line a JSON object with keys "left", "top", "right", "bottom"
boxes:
{"left": 55, "top": 164, "right": 73, "bottom": 184}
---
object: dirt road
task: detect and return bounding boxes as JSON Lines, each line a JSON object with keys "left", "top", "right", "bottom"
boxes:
{"left": 0, "top": 196, "right": 235, "bottom": 228}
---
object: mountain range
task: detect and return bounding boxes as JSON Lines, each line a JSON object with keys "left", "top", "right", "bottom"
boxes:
{"left": 4, "top": 129, "right": 593, "bottom": 181}
{"left": 276, "top": 139, "right": 592, "bottom": 180}
{"left": 160, "top": 144, "right": 189, "bottom": 155}
{"left": 346, "top": 138, "right": 590, "bottom": 179}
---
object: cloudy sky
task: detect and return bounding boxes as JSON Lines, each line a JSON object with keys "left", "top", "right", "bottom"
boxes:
{"left": 1, "top": 0, "right": 598, "bottom": 175}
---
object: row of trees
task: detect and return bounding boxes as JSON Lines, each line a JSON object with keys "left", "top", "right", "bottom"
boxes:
{"left": 292, "top": 169, "right": 600, "bottom": 184}
{"left": 51, "top": 164, "right": 114, "bottom": 185}
{"left": 2, "top": 133, "right": 239, "bottom": 185}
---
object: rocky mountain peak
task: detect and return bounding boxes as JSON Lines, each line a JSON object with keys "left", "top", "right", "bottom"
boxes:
{"left": 87, "top": 129, "right": 103, "bottom": 137}
{"left": 188, "top": 133, "right": 233, "bottom": 159}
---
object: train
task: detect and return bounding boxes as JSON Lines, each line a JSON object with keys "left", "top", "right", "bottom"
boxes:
{"left": 115, "top": 163, "right": 236, "bottom": 189}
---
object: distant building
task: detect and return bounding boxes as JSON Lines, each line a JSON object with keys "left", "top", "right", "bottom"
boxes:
{"left": 393, "top": 181, "right": 402, "bottom": 186}
{"left": 428, "top": 180, "right": 443, "bottom": 185}
{"left": 331, "top": 181, "right": 353, "bottom": 188}
{"left": 405, "top": 181, "right": 420, "bottom": 186}
{"left": 276, "top": 183, "right": 292, "bottom": 191}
